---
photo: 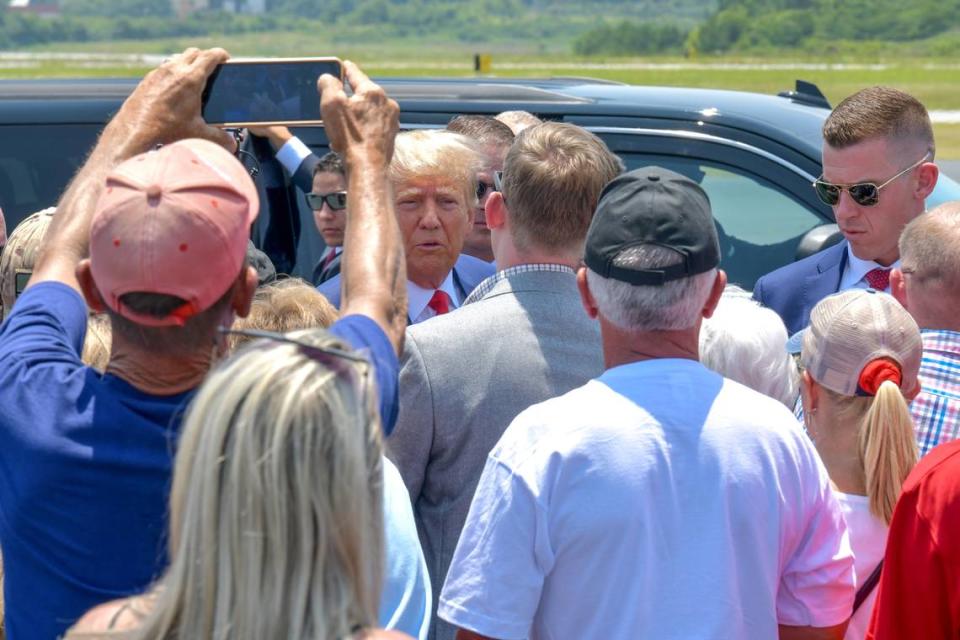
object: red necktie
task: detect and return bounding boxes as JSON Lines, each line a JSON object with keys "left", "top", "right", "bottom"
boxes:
{"left": 428, "top": 290, "right": 452, "bottom": 315}
{"left": 864, "top": 268, "right": 891, "bottom": 291}
{"left": 320, "top": 248, "right": 338, "bottom": 271}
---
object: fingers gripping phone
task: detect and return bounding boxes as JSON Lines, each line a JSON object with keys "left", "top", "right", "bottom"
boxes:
{"left": 201, "top": 57, "right": 343, "bottom": 127}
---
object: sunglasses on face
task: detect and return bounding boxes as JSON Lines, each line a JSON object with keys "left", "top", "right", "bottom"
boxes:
{"left": 306, "top": 191, "right": 348, "bottom": 211}
{"left": 813, "top": 153, "right": 930, "bottom": 207}
{"left": 476, "top": 180, "right": 497, "bottom": 201}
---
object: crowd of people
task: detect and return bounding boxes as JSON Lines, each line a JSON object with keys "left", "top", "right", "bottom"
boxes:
{"left": 0, "top": 47, "right": 958, "bottom": 640}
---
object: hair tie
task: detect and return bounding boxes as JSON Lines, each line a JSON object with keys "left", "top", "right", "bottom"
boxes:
{"left": 857, "top": 359, "right": 902, "bottom": 396}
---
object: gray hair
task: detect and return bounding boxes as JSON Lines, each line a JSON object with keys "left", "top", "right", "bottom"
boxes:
{"left": 699, "top": 285, "right": 799, "bottom": 408}
{"left": 586, "top": 244, "right": 716, "bottom": 331}
{"left": 899, "top": 201, "right": 960, "bottom": 290}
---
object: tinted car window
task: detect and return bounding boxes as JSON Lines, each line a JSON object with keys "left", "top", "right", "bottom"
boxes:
{"left": 0, "top": 124, "right": 100, "bottom": 230}
{"left": 618, "top": 153, "right": 826, "bottom": 289}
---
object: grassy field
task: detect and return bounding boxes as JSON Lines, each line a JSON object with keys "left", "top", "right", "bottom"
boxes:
{"left": 6, "top": 37, "right": 960, "bottom": 157}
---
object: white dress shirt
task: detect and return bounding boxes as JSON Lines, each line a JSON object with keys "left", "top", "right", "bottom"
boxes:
{"left": 275, "top": 136, "right": 313, "bottom": 175}
{"left": 408, "top": 272, "right": 460, "bottom": 324}
{"left": 839, "top": 247, "right": 900, "bottom": 292}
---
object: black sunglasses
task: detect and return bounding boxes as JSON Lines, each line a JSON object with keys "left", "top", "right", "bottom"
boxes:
{"left": 306, "top": 191, "right": 348, "bottom": 211}
{"left": 813, "top": 153, "right": 930, "bottom": 207}
{"left": 476, "top": 179, "right": 497, "bottom": 201}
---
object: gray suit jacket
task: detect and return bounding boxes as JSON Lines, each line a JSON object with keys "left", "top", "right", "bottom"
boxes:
{"left": 387, "top": 268, "right": 604, "bottom": 640}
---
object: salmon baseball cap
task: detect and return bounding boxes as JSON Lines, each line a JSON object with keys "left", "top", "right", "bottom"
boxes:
{"left": 89, "top": 138, "right": 259, "bottom": 327}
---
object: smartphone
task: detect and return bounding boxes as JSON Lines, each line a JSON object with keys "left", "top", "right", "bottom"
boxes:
{"left": 201, "top": 57, "right": 343, "bottom": 127}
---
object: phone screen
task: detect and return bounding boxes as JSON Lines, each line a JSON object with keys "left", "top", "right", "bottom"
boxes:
{"left": 202, "top": 58, "right": 342, "bottom": 126}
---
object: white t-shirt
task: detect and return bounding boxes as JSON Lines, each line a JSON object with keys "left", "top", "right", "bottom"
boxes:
{"left": 439, "top": 358, "right": 855, "bottom": 640}
{"left": 835, "top": 492, "right": 888, "bottom": 640}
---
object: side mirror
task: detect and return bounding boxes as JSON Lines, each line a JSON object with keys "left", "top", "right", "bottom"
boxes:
{"left": 796, "top": 224, "right": 843, "bottom": 261}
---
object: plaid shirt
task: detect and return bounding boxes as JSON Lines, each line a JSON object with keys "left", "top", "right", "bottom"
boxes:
{"left": 463, "top": 263, "right": 575, "bottom": 305}
{"left": 913, "top": 330, "right": 960, "bottom": 456}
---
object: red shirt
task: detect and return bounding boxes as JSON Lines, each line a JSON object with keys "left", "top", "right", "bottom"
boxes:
{"left": 866, "top": 439, "right": 960, "bottom": 639}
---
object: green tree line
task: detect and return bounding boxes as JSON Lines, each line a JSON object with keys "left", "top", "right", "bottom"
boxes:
{"left": 574, "top": 0, "right": 960, "bottom": 55}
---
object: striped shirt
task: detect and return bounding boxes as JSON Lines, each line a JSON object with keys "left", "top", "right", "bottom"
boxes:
{"left": 913, "top": 330, "right": 960, "bottom": 456}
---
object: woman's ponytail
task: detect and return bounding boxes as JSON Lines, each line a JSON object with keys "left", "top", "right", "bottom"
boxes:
{"left": 859, "top": 379, "right": 919, "bottom": 524}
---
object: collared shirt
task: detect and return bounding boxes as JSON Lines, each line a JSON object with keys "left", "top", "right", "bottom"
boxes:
{"left": 839, "top": 247, "right": 900, "bottom": 292}
{"left": 464, "top": 263, "right": 576, "bottom": 305}
{"left": 408, "top": 271, "right": 460, "bottom": 324}
{"left": 913, "top": 329, "right": 960, "bottom": 456}
{"left": 276, "top": 135, "right": 313, "bottom": 175}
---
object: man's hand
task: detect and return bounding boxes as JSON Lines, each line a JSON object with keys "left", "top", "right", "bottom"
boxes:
{"left": 317, "top": 61, "right": 407, "bottom": 353}
{"left": 319, "top": 60, "right": 400, "bottom": 171}
{"left": 31, "top": 47, "right": 234, "bottom": 294}
{"left": 104, "top": 47, "right": 235, "bottom": 155}
{"left": 246, "top": 125, "right": 293, "bottom": 152}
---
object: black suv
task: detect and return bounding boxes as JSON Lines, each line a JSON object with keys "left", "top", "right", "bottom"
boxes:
{"left": 3, "top": 76, "right": 959, "bottom": 288}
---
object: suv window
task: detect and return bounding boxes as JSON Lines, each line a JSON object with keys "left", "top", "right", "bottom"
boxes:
{"left": 0, "top": 124, "right": 101, "bottom": 229}
{"left": 617, "top": 153, "right": 826, "bottom": 289}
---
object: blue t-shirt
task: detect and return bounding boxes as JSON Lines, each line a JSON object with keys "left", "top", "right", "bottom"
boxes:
{"left": 0, "top": 282, "right": 399, "bottom": 640}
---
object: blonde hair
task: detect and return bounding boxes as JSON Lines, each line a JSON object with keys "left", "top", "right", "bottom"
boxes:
{"left": 389, "top": 129, "right": 483, "bottom": 209}
{"left": 135, "top": 329, "right": 384, "bottom": 640}
{"left": 228, "top": 278, "right": 338, "bottom": 351}
{"left": 0, "top": 207, "right": 55, "bottom": 319}
{"left": 820, "top": 381, "right": 918, "bottom": 524}
{"left": 495, "top": 110, "right": 542, "bottom": 134}
{"left": 503, "top": 123, "right": 622, "bottom": 255}
{"left": 81, "top": 313, "right": 112, "bottom": 372}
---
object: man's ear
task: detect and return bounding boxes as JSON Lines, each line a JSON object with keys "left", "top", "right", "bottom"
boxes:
{"left": 233, "top": 265, "right": 258, "bottom": 319}
{"left": 76, "top": 259, "right": 108, "bottom": 313}
{"left": 801, "top": 369, "right": 819, "bottom": 416}
{"left": 486, "top": 192, "right": 507, "bottom": 231}
{"left": 916, "top": 161, "right": 939, "bottom": 200}
{"left": 576, "top": 267, "right": 599, "bottom": 319}
{"left": 890, "top": 268, "right": 909, "bottom": 309}
{"left": 701, "top": 269, "right": 727, "bottom": 319}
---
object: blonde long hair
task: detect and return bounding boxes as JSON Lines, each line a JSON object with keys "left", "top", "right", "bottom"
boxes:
{"left": 135, "top": 329, "right": 384, "bottom": 640}
{"left": 820, "top": 381, "right": 917, "bottom": 524}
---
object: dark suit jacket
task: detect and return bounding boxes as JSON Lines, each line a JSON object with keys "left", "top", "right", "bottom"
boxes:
{"left": 291, "top": 152, "right": 319, "bottom": 195}
{"left": 317, "top": 254, "right": 495, "bottom": 321}
{"left": 753, "top": 241, "right": 849, "bottom": 335}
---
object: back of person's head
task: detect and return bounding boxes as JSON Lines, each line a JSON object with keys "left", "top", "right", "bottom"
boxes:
{"left": 494, "top": 110, "right": 542, "bottom": 135}
{"left": 389, "top": 129, "right": 483, "bottom": 208}
{"left": 446, "top": 115, "right": 515, "bottom": 159}
{"left": 0, "top": 207, "right": 55, "bottom": 320}
{"left": 897, "top": 201, "right": 960, "bottom": 329}
{"left": 502, "top": 122, "right": 622, "bottom": 256}
{"left": 802, "top": 289, "right": 922, "bottom": 523}
{"left": 228, "top": 278, "right": 338, "bottom": 351}
{"left": 700, "top": 285, "right": 798, "bottom": 407}
{"left": 314, "top": 150, "right": 345, "bottom": 178}
{"left": 0, "top": 206, "right": 6, "bottom": 251}
{"left": 137, "top": 329, "right": 384, "bottom": 640}
{"left": 84, "top": 139, "right": 259, "bottom": 355}
{"left": 823, "top": 86, "right": 934, "bottom": 157}
{"left": 584, "top": 167, "right": 721, "bottom": 332}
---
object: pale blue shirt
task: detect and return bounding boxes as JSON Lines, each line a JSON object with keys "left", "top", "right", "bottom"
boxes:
{"left": 839, "top": 246, "right": 900, "bottom": 293}
{"left": 382, "top": 458, "right": 432, "bottom": 639}
{"left": 408, "top": 271, "right": 460, "bottom": 324}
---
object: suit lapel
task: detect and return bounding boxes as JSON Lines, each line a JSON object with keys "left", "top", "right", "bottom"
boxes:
{"left": 802, "top": 242, "right": 848, "bottom": 318}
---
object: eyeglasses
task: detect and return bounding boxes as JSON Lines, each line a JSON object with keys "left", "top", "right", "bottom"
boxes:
{"left": 492, "top": 171, "right": 506, "bottom": 204}
{"left": 306, "top": 191, "right": 348, "bottom": 211}
{"left": 476, "top": 179, "right": 497, "bottom": 201}
{"left": 813, "top": 153, "right": 931, "bottom": 207}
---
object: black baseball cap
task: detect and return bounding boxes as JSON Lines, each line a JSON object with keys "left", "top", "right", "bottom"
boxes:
{"left": 584, "top": 166, "right": 720, "bottom": 286}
